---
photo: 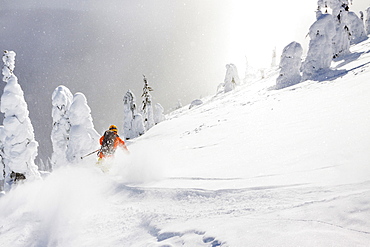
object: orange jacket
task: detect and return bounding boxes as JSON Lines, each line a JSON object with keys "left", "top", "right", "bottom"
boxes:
{"left": 99, "top": 134, "right": 128, "bottom": 158}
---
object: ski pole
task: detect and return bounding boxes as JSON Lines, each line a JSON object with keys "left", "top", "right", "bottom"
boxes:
{"left": 81, "top": 149, "right": 100, "bottom": 159}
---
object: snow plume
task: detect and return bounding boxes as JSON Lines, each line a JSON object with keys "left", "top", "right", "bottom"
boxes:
{"left": 0, "top": 165, "right": 115, "bottom": 246}
{"left": 109, "top": 143, "right": 164, "bottom": 185}
{"left": 51, "top": 85, "right": 73, "bottom": 168}
{"left": 0, "top": 51, "right": 40, "bottom": 183}
{"left": 66, "top": 93, "right": 100, "bottom": 163}
{"left": 276, "top": 41, "right": 303, "bottom": 89}
{"left": 302, "top": 13, "right": 336, "bottom": 81}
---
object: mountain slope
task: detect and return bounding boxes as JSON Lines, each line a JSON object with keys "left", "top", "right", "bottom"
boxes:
{"left": 1, "top": 39, "right": 370, "bottom": 246}
{"left": 136, "top": 38, "right": 370, "bottom": 190}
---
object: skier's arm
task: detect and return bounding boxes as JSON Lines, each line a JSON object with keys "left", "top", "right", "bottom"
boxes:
{"left": 117, "top": 137, "right": 129, "bottom": 153}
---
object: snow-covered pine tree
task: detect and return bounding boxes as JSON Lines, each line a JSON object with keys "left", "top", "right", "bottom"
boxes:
{"left": 318, "top": 0, "right": 351, "bottom": 58}
{"left": 189, "top": 99, "right": 203, "bottom": 109}
{"left": 141, "top": 75, "right": 155, "bottom": 130}
{"left": 259, "top": 69, "right": 266, "bottom": 79}
{"left": 276, "top": 41, "right": 303, "bottom": 89}
{"left": 347, "top": 10, "right": 367, "bottom": 44}
{"left": 243, "top": 56, "right": 256, "bottom": 84}
{"left": 271, "top": 47, "right": 277, "bottom": 68}
{"left": 302, "top": 12, "right": 336, "bottom": 81}
{"left": 366, "top": 7, "right": 370, "bottom": 35}
{"left": 333, "top": 5, "right": 351, "bottom": 58}
{"left": 0, "top": 126, "right": 5, "bottom": 192}
{"left": 219, "top": 63, "right": 240, "bottom": 93}
{"left": 153, "top": 103, "right": 165, "bottom": 124}
{"left": 66, "top": 93, "right": 100, "bottom": 163}
{"left": 175, "top": 99, "right": 183, "bottom": 110}
{"left": 132, "top": 113, "right": 146, "bottom": 137}
{"left": 123, "top": 90, "right": 135, "bottom": 140}
{"left": 51, "top": 85, "right": 73, "bottom": 169}
{"left": 123, "top": 89, "right": 145, "bottom": 139}
{"left": 0, "top": 50, "right": 40, "bottom": 183}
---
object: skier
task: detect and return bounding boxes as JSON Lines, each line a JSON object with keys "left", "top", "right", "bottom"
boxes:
{"left": 98, "top": 125, "right": 129, "bottom": 161}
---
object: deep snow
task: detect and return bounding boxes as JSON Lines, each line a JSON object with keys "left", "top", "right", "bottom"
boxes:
{"left": 1, "top": 39, "right": 370, "bottom": 246}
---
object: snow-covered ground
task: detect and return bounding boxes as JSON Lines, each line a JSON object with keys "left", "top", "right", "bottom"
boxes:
{"left": 1, "top": 39, "right": 370, "bottom": 246}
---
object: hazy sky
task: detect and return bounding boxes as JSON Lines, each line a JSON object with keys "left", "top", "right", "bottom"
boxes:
{"left": 0, "top": 0, "right": 369, "bottom": 161}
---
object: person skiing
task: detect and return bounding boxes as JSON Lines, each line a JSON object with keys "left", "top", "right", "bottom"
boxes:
{"left": 98, "top": 125, "right": 128, "bottom": 160}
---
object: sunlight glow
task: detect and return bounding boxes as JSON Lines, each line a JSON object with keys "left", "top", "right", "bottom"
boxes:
{"left": 228, "top": 0, "right": 316, "bottom": 73}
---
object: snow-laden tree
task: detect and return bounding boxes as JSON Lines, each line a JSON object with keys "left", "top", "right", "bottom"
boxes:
{"left": 258, "top": 69, "right": 266, "bottom": 79}
{"left": 302, "top": 13, "right": 336, "bottom": 81}
{"left": 219, "top": 63, "right": 240, "bottom": 93}
{"left": 141, "top": 75, "right": 155, "bottom": 130}
{"left": 189, "top": 99, "right": 203, "bottom": 109}
{"left": 123, "top": 90, "right": 145, "bottom": 140}
{"left": 332, "top": 6, "right": 351, "bottom": 58}
{"left": 271, "top": 48, "right": 277, "bottom": 68}
{"left": 276, "top": 42, "right": 303, "bottom": 89}
{"left": 243, "top": 56, "right": 256, "bottom": 84}
{"left": 347, "top": 11, "right": 367, "bottom": 44}
{"left": 51, "top": 85, "right": 73, "bottom": 169}
{"left": 153, "top": 103, "right": 165, "bottom": 124}
{"left": 0, "top": 50, "right": 40, "bottom": 182}
{"left": 317, "top": 0, "right": 349, "bottom": 12}
{"left": 366, "top": 7, "right": 370, "bottom": 35}
{"left": 123, "top": 90, "right": 136, "bottom": 140}
{"left": 66, "top": 93, "right": 100, "bottom": 163}
{"left": 175, "top": 99, "right": 183, "bottom": 110}
{"left": 318, "top": 0, "right": 351, "bottom": 58}
{"left": 0, "top": 126, "right": 5, "bottom": 191}
{"left": 132, "top": 113, "right": 146, "bottom": 137}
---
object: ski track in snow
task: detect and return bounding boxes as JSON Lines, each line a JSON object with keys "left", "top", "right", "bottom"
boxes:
{"left": 1, "top": 165, "right": 370, "bottom": 246}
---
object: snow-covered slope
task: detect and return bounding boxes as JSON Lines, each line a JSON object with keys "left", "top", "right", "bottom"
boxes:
{"left": 1, "top": 39, "right": 370, "bottom": 246}
{"left": 139, "top": 40, "right": 370, "bottom": 191}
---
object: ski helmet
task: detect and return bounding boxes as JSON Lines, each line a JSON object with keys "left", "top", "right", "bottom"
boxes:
{"left": 109, "top": 125, "right": 118, "bottom": 132}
